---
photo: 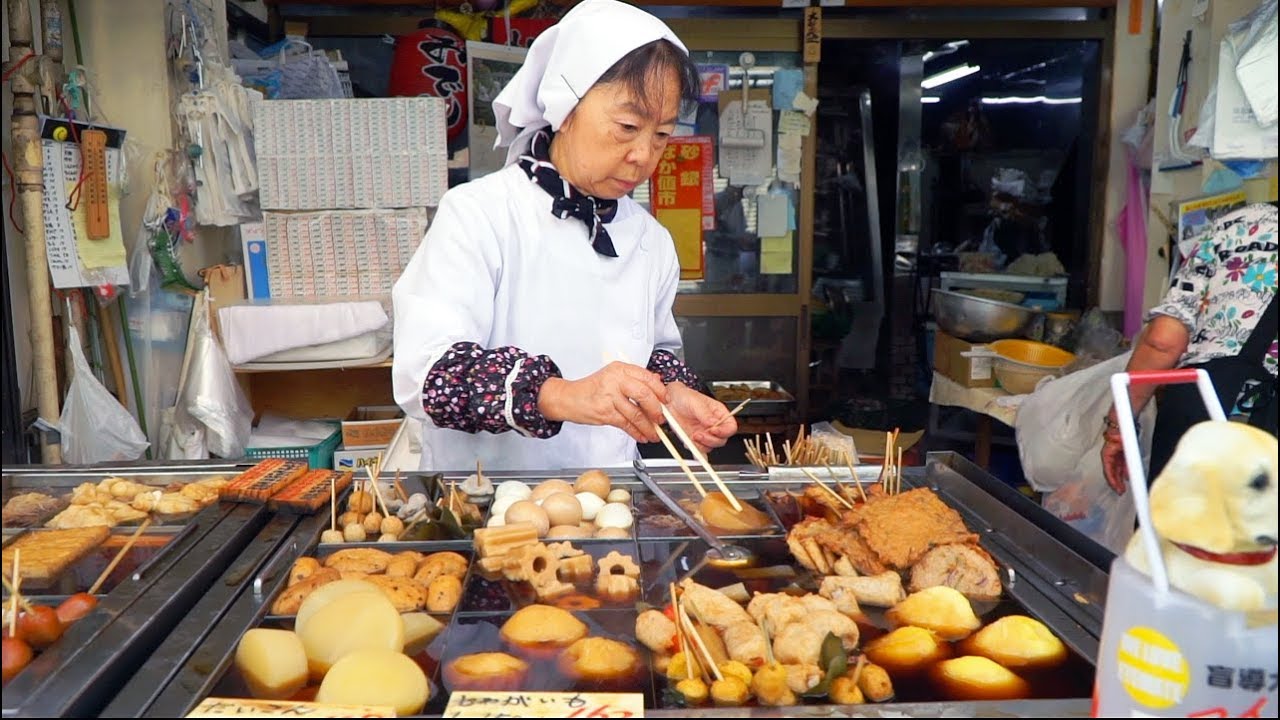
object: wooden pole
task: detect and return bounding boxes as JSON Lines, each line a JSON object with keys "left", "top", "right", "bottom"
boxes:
{"left": 6, "top": 0, "right": 62, "bottom": 463}
{"left": 99, "top": 304, "right": 127, "bottom": 402}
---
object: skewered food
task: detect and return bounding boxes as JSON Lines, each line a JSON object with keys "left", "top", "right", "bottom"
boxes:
{"left": 2, "top": 636, "right": 33, "bottom": 684}
{"left": 2, "top": 527, "right": 110, "bottom": 583}
{"left": 54, "top": 593, "right": 98, "bottom": 624}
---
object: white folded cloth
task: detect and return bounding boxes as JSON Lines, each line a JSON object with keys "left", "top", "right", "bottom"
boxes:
{"left": 219, "top": 301, "right": 389, "bottom": 365}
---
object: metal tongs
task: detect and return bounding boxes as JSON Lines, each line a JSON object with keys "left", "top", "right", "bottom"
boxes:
{"left": 633, "top": 459, "right": 755, "bottom": 569}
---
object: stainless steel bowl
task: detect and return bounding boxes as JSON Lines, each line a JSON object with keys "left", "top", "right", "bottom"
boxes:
{"left": 932, "top": 288, "right": 1040, "bottom": 342}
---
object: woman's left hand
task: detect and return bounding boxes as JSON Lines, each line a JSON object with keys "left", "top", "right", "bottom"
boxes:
{"left": 665, "top": 382, "right": 737, "bottom": 454}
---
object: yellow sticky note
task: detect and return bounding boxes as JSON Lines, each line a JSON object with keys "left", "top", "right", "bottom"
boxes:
{"left": 656, "top": 207, "right": 703, "bottom": 278}
{"left": 760, "top": 233, "right": 793, "bottom": 275}
{"left": 70, "top": 182, "right": 127, "bottom": 270}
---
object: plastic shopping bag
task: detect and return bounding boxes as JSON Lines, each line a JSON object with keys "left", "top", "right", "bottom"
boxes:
{"left": 1094, "top": 370, "right": 1277, "bottom": 717}
{"left": 1016, "top": 352, "right": 1153, "bottom": 553}
{"left": 59, "top": 327, "right": 150, "bottom": 464}
{"left": 182, "top": 290, "right": 253, "bottom": 459}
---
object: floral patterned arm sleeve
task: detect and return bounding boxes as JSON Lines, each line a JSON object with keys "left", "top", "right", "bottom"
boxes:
{"left": 423, "top": 342, "right": 563, "bottom": 438}
{"left": 648, "top": 349, "right": 703, "bottom": 390}
{"left": 1148, "top": 237, "right": 1213, "bottom": 331}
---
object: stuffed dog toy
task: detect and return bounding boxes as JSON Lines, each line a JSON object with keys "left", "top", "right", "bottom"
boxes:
{"left": 1124, "top": 421, "right": 1278, "bottom": 613}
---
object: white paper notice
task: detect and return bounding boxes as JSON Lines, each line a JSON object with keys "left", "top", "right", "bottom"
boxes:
{"left": 792, "top": 91, "right": 819, "bottom": 117}
{"left": 719, "top": 99, "right": 773, "bottom": 186}
{"left": 778, "top": 110, "right": 811, "bottom": 137}
{"left": 756, "top": 194, "right": 789, "bottom": 237}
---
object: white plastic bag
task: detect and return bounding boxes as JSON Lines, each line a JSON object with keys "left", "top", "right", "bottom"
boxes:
{"left": 59, "top": 327, "right": 150, "bottom": 464}
{"left": 1014, "top": 351, "right": 1154, "bottom": 553}
{"left": 182, "top": 290, "right": 253, "bottom": 459}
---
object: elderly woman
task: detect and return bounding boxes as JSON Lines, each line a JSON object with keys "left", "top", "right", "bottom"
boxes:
{"left": 1102, "top": 203, "right": 1277, "bottom": 493}
{"left": 392, "top": 0, "right": 736, "bottom": 471}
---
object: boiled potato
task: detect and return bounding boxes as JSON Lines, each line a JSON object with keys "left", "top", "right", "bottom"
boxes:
{"left": 297, "top": 591, "right": 404, "bottom": 678}
{"left": 930, "top": 656, "right": 1032, "bottom": 701}
{"left": 863, "top": 626, "right": 952, "bottom": 677}
{"left": 295, "top": 579, "right": 382, "bottom": 635}
{"left": 402, "top": 612, "right": 446, "bottom": 655}
{"left": 959, "top": 615, "right": 1067, "bottom": 670}
{"left": 234, "top": 629, "right": 307, "bottom": 700}
{"left": 316, "top": 648, "right": 430, "bottom": 715}
{"left": 885, "top": 586, "right": 981, "bottom": 641}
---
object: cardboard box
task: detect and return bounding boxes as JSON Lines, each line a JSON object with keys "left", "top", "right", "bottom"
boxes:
{"left": 933, "top": 330, "right": 995, "bottom": 388}
{"left": 341, "top": 407, "right": 405, "bottom": 449}
{"left": 333, "top": 447, "right": 386, "bottom": 472}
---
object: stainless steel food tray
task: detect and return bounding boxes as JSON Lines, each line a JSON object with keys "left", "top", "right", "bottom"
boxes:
{"left": 707, "top": 380, "right": 796, "bottom": 416}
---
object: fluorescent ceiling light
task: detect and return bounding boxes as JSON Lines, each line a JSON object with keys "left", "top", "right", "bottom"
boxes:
{"left": 981, "top": 95, "right": 1082, "bottom": 105}
{"left": 921, "top": 64, "right": 980, "bottom": 89}
{"left": 923, "top": 40, "right": 969, "bottom": 64}
{"left": 921, "top": 96, "right": 941, "bottom": 104}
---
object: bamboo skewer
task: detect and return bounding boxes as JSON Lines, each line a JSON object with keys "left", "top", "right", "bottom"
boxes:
{"left": 9, "top": 549, "right": 20, "bottom": 636}
{"left": 678, "top": 602, "right": 723, "bottom": 682}
{"left": 847, "top": 459, "right": 868, "bottom": 502}
{"left": 1, "top": 573, "right": 34, "bottom": 613}
{"left": 660, "top": 405, "right": 742, "bottom": 512}
{"left": 669, "top": 583, "right": 699, "bottom": 682}
{"left": 654, "top": 424, "right": 707, "bottom": 498}
{"left": 366, "top": 465, "right": 390, "bottom": 518}
{"left": 758, "top": 616, "right": 776, "bottom": 666}
{"left": 897, "top": 446, "right": 904, "bottom": 495}
{"left": 392, "top": 471, "right": 407, "bottom": 503}
{"left": 801, "top": 468, "right": 854, "bottom": 510}
{"left": 329, "top": 476, "right": 337, "bottom": 534}
{"left": 708, "top": 399, "right": 750, "bottom": 430}
{"left": 89, "top": 519, "right": 152, "bottom": 595}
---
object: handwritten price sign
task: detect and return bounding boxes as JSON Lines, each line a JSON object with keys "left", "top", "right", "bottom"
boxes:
{"left": 444, "top": 692, "right": 644, "bottom": 718}
{"left": 185, "top": 698, "right": 395, "bottom": 717}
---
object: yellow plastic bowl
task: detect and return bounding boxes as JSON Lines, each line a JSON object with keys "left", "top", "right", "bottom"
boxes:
{"left": 988, "top": 339, "right": 1075, "bottom": 369}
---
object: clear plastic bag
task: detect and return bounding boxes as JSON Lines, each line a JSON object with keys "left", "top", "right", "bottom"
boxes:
{"left": 182, "top": 290, "right": 253, "bottom": 459}
{"left": 59, "top": 327, "right": 150, "bottom": 464}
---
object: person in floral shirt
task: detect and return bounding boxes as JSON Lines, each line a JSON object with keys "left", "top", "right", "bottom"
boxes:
{"left": 1102, "top": 203, "right": 1277, "bottom": 493}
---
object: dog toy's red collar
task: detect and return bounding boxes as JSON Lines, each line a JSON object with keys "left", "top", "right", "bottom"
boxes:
{"left": 1172, "top": 542, "right": 1278, "bottom": 566}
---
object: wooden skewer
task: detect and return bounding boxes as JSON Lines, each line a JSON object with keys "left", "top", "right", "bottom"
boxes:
{"left": 9, "top": 548, "right": 20, "bottom": 636}
{"left": 669, "top": 583, "right": 698, "bottom": 682}
{"left": 897, "top": 446, "right": 904, "bottom": 495}
{"left": 849, "top": 655, "right": 867, "bottom": 687}
{"left": 847, "top": 459, "right": 868, "bottom": 502}
{"left": 678, "top": 602, "right": 723, "bottom": 682}
{"left": 758, "top": 616, "right": 776, "bottom": 666}
{"left": 660, "top": 405, "right": 742, "bottom": 512}
{"left": 89, "top": 519, "right": 152, "bottom": 595}
{"left": 329, "top": 476, "right": 337, "bottom": 533}
{"left": 708, "top": 399, "right": 751, "bottom": 430}
{"left": 366, "top": 466, "right": 390, "bottom": 517}
{"left": 1, "top": 573, "right": 34, "bottom": 613}
{"left": 801, "top": 468, "right": 854, "bottom": 510}
{"left": 654, "top": 424, "right": 707, "bottom": 498}
{"left": 392, "top": 471, "right": 408, "bottom": 503}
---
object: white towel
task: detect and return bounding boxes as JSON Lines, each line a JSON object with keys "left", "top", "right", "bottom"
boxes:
{"left": 219, "top": 301, "right": 389, "bottom": 365}
{"left": 491, "top": 0, "right": 687, "bottom": 166}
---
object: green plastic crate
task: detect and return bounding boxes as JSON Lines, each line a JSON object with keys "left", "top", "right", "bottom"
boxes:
{"left": 244, "top": 423, "right": 342, "bottom": 469}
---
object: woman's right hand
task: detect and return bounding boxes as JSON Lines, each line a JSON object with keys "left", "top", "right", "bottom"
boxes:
{"left": 537, "top": 362, "right": 669, "bottom": 443}
{"left": 1101, "top": 409, "right": 1127, "bottom": 494}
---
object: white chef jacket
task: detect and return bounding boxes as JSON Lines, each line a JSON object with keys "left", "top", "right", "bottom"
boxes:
{"left": 392, "top": 164, "right": 685, "bottom": 472}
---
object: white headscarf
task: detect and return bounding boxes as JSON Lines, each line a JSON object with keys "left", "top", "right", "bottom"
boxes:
{"left": 492, "top": 0, "right": 688, "bottom": 167}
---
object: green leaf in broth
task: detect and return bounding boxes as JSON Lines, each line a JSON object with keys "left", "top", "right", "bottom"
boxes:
{"left": 800, "top": 632, "right": 849, "bottom": 698}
